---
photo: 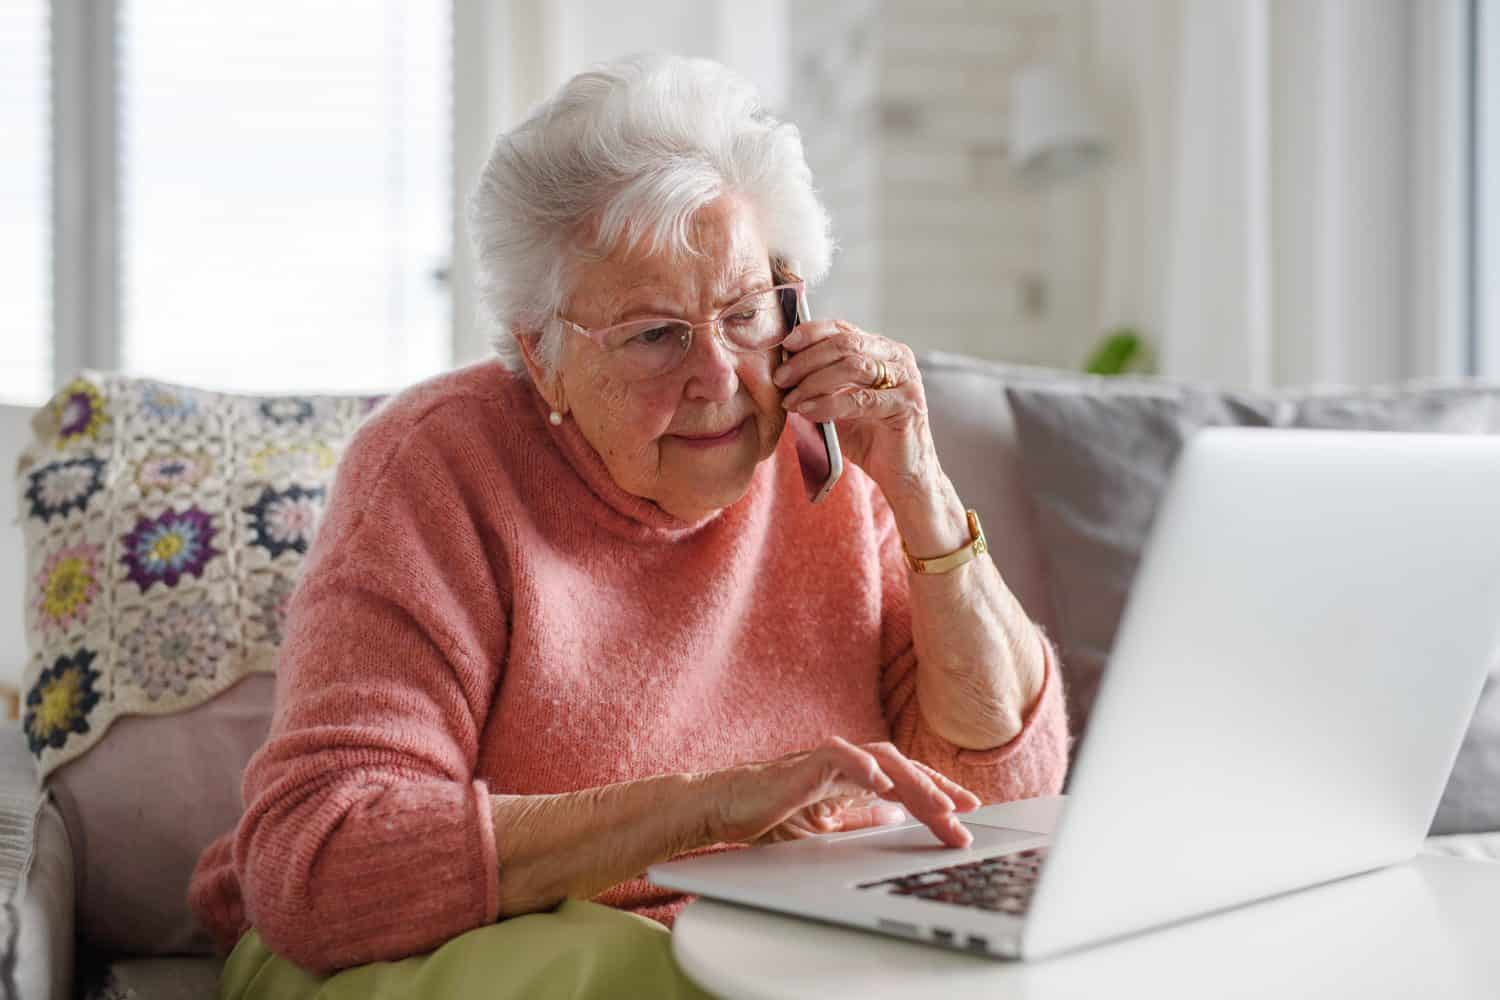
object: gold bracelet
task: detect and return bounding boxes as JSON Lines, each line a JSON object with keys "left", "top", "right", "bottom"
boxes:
{"left": 902, "top": 507, "right": 988, "bottom": 575}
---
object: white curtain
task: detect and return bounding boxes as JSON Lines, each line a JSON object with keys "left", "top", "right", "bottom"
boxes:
{"left": 1091, "top": 0, "right": 1468, "bottom": 390}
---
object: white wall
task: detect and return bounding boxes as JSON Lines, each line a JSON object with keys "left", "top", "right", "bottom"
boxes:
{"left": 547, "top": 1, "right": 712, "bottom": 93}
{"left": 454, "top": 0, "right": 1094, "bottom": 373}
{"left": 785, "top": 0, "right": 1098, "bottom": 371}
{"left": 779, "top": 0, "right": 1467, "bottom": 387}
{"left": 784, "top": 0, "right": 881, "bottom": 331}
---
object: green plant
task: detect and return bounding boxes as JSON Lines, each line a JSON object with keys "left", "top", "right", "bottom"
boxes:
{"left": 1084, "top": 327, "right": 1153, "bottom": 375}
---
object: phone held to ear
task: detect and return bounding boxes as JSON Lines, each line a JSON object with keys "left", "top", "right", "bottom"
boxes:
{"left": 778, "top": 284, "right": 843, "bottom": 503}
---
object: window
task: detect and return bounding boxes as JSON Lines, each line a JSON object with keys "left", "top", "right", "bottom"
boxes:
{"left": 119, "top": 1, "right": 453, "bottom": 394}
{"left": 0, "top": 1, "right": 50, "bottom": 405}
{"left": 1477, "top": 0, "right": 1499, "bottom": 375}
{"left": 11, "top": 1, "right": 453, "bottom": 405}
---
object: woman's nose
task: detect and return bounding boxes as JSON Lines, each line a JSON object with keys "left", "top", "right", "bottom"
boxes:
{"left": 678, "top": 323, "right": 740, "bottom": 399}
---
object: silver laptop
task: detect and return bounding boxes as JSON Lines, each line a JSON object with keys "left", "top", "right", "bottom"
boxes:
{"left": 649, "top": 427, "right": 1500, "bottom": 960}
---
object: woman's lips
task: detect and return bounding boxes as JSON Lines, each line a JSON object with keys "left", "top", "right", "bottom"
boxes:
{"left": 671, "top": 417, "right": 748, "bottom": 449}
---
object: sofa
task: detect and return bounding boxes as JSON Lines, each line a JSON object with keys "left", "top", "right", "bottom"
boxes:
{"left": 3, "top": 350, "right": 1498, "bottom": 1000}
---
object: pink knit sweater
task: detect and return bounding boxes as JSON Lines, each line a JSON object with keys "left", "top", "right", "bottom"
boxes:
{"left": 186, "top": 358, "right": 1069, "bottom": 975}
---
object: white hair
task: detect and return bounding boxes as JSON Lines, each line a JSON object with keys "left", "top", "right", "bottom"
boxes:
{"left": 464, "top": 52, "right": 835, "bottom": 375}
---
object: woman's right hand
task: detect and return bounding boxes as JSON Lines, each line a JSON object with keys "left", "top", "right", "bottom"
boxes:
{"left": 699, "top": 737, "right": 981, "bottom": 849}
{"left": 489, "top": 738, "right": 982, "bottom": 918}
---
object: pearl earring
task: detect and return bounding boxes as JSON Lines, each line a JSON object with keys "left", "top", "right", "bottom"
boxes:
{"left": 549, "top": 410, "right": 563, "bottom": 426}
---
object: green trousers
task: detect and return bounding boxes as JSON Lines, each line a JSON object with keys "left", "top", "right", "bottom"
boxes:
{"left": 218, "top": 900, "right": 716, "bottom": 999}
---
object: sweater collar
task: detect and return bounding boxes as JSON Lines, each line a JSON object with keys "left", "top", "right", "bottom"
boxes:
{"left": 518, "top": 368, "right": 725, "bottom": 542}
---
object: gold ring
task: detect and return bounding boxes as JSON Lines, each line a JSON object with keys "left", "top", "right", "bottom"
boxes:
{"left": 871, "top": 357, "right": 897, "bottom": 390}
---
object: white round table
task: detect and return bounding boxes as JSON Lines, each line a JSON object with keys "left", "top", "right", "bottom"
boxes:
{"left": 672, "top": 854, "right": 1500, "bottom": 1000}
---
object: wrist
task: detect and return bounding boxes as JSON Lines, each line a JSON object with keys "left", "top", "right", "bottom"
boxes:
{"left": 683, "top": 767, "right": 733, "bottom": 848}
{"left": 886, "top": 475, "right": 970, "bottom": 561}
{"left": 621, "top": 773, "right": 720, "bottom": 857}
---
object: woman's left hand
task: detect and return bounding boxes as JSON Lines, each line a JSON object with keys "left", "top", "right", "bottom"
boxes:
{"left": 773, "top": 319, "right": 940, "bottom": 500}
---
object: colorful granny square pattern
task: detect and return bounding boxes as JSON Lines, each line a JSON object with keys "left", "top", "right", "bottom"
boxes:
{"left": 14, "top": 372, "right": 387, "bottom": 777}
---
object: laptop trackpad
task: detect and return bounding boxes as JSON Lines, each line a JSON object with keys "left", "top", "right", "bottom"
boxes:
{"left": 841, "top": 821, "right": 1041, "bottom": 855}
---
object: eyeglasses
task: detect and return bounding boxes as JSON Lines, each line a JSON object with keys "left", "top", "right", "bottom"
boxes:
{"left": 555, "top": 281, "right": 806, "bottom": 382}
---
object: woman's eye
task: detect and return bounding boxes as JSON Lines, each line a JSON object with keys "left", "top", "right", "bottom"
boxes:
{"left": 631, "top": 326, "right": 674, "bottom": 346}
{"left": 727, "top": 309, "right": 759, "bottom": 324}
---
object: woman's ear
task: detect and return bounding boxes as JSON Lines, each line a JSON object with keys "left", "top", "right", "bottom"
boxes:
{"left": 514, "top": 326, "right": 567, "bottom": 416}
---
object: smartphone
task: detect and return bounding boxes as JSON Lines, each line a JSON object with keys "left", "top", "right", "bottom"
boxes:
{"left": 777, "top": 281, "right": 843, "bottom": 503}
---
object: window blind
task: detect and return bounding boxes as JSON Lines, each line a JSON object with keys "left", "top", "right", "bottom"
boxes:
{"left": 0, "top": 1, "right": 51, "bottom": 405}
{"left": 119, "top": 0, "right": 452, "bottom": 394}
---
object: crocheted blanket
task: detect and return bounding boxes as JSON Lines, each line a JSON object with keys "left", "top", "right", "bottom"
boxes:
{"left": 13, "top": 372, "right": 382, "bottom": 778}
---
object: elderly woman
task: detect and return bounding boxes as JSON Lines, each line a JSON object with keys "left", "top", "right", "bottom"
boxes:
{"left": 190, "top": 53, "right": 1067, "bottom": 996}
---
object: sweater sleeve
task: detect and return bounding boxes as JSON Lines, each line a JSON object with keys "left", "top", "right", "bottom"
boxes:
{"left": 223, "top": 408, "right": 510, "bottom": 975}
{"left": 873, "top": 493, "right": 1072, "bottom": 803}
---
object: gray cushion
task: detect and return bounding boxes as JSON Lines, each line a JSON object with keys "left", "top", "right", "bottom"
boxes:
{"left": 1290, "top": 385, "right": 1500, "bottom": 431}
{"left": 1006, "top": 379, "right": 1500, "bottom": 834}
{"left": 1002, "top": 380, "right": 1278, "bottom": 738}
{"left": 1435, "top": 675, "right": 1500, "bottom": 834}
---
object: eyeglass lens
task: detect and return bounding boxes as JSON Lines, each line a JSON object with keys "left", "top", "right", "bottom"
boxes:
{"left": 602, "top": 286, "right": 799, "bottom": 379}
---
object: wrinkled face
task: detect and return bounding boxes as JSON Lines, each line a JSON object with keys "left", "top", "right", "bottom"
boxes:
{"left": 522, "top": 192, "right": 788, "bottom": 522}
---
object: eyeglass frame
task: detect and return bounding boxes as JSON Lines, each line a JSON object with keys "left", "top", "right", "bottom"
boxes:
{"left": 552, "top": 280, "right": 807, "bottom": 380}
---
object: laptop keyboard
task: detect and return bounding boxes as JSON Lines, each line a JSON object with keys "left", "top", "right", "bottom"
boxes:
{"left": 856, "top": 846, "right": 1049, "bottom": 916}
